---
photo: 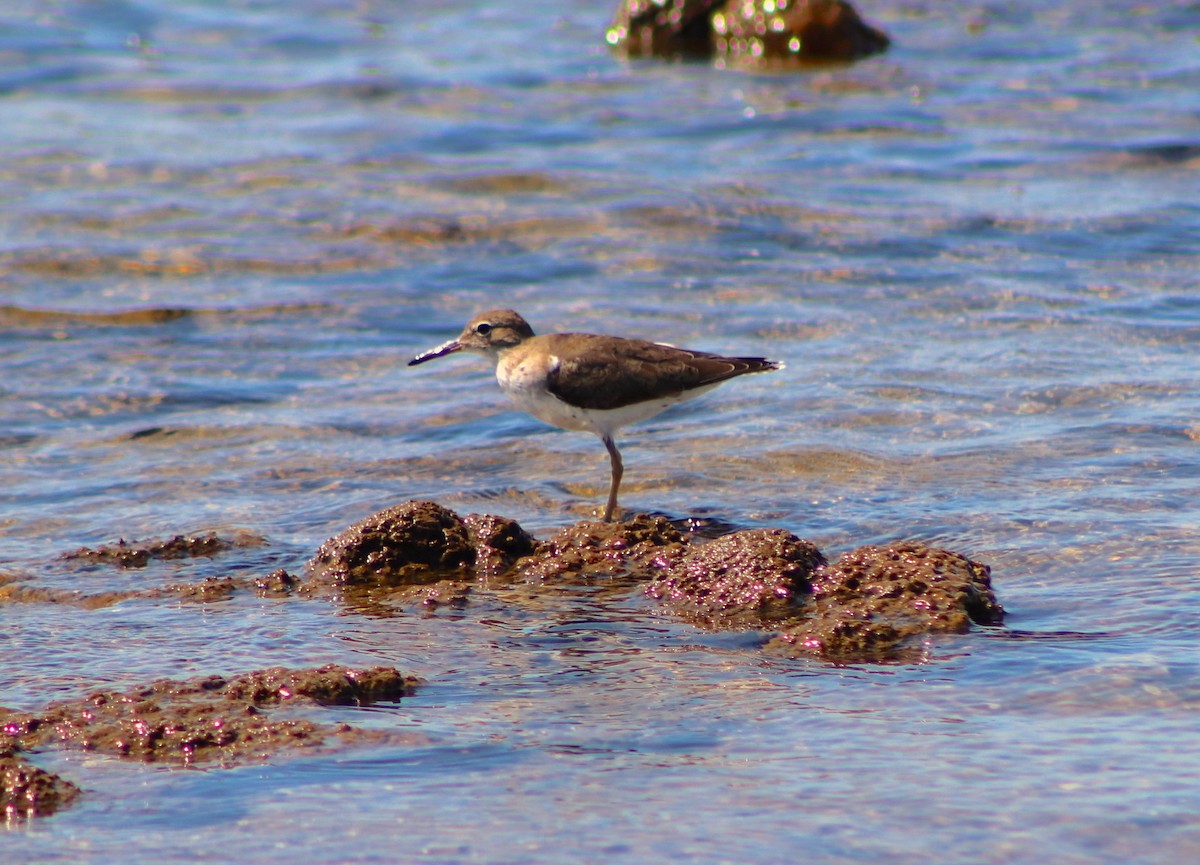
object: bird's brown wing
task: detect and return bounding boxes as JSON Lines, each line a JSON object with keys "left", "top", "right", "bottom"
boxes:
{"left": 541, "top": 333, "right": 777, "bottom": 411}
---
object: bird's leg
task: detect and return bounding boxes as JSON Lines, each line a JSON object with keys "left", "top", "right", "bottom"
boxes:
{"left": 601, "top": 434, "right": 623, "bottom": 522}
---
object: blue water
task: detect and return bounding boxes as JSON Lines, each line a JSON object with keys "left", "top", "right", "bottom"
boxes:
{"left": 3, "top": 1, "right": 1200, "bottom": 862}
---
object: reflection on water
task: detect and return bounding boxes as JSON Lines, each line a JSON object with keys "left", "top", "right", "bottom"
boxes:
{"left": 3, "top": 0, "right": 1200, "bottom": 861}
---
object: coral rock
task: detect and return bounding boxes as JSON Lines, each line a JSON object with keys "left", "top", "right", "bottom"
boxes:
{"left": 647, "top": 528, "right": 826, "bottom": 627}
{"left": 308, "top": 501, "right": 475, "bottom": 586}
{"left": 768, "top": 541, "right": 1004, "bottom": 660}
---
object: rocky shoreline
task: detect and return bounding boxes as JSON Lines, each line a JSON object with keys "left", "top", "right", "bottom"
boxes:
{"left": 4, "top": 499, "right": 1003, "bottom": 819}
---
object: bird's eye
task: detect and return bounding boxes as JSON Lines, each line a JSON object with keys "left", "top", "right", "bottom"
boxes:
{"left": 475, "top": 323, "right": 493, "bottom": 335}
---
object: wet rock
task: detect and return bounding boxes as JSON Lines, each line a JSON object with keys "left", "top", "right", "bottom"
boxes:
{"left": 607, "top": 0, "right": 889, "bottom": 64}
{"left": 2, "top": 665, "right": 422, "bottom": 767}
{"left": 767, "top": 541, "right": 1004, "bottom": 661}
{"left": 63, "top": 531, "right": 265, "bottom": 568}
{"left": 306, "top": 508, "right": 1002, "bottom": 661}
{"left": 0, "top": 571, "right": 299, "bottom": 609}
{"left": 514, "top": 514, "right": 686, "bottom": 583}
{"left": 304, "top": 503, "right": 539, "bottom": 614}
{"left": 254, "top": 568, "right": 300, "bottom": 597}
{"left": 326, "top": 576, "right": 475, "bottom": 618}
{"left": 311, "top": 505, "right": 686, "bottom": 590}
{"left": 1, "top": 750, "right": 80, "bottom": 820}
{"left": 0, "top": 582, "right": 138, "bottom": 609}
{"left": 307, "top": 501, "right": 475, "bottom": 586}
{"left": 772, "top": 614, "right": 906, "bottom": 660}
{"left": 810, "top": 541, "right": 1004, "bottom": 629}
{"left": 413, "top": 579, "right": 473, "bottom": 611}
{"left": 713, "top": 0, "right": 890, "bottom": 67}
{"left": 463, "top": 513, "right": 540, "bottom": 577}
{"left": 215, "top": 665, "right": 418, "bottom": 707}
{"left": 606, "top": 0, "right": 723, "bottom": 59}
{"left": 165, "top": 575, "right": 240, "bottom": 602}
{"left": 647, "top": 529, "right": 826, "bottom": 628}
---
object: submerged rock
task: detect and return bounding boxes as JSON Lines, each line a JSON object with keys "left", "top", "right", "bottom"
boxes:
{"left": 607, "top": 0, "right": 890, "bottom": 64}
{"left": 254, "top": 568, "right": 301, "bottom": 597}
{"left": 165, "top": 575, "right": 240, "bottom": 601}
{"left": 1, "top": 751, "right": 80, "bottom": 820}
{"left": 1, "top": 665, "right": 422, "bottom": 767}
{"left": 647, "top": 528, "right": 826, "bottom": 627}
{"left": 0, "top": 570, "right": 300, "bottom": 610}
{"left": 62, "top": 530, "right": 265, "bottom": 568}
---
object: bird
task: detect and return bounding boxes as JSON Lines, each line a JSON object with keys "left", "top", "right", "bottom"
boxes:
{"left": 408, "top": 309, "right": 779, "bottom": 521}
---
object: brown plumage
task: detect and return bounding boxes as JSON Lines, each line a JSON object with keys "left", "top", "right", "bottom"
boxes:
{"left": 410, "top": 309, "right": 779, "bottom": 521}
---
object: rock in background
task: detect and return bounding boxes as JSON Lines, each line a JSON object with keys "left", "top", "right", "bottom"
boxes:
{"left": 607, "top": 0, "right": 890, "bottom": 65}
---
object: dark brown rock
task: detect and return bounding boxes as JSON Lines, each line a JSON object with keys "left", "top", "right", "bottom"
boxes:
{"left": 1, "top": 751, "right": 81, "bottom": 820}
{"left": 0, "top": 583, "right": 135, "bottom": 608}
{"left": 767, "top": 541, "right": 1004, "bottom": 661}
{"left": 165, "top": 575, "right": 239, "bottom": 602}
{"left": 1, "top": 570, "right": 299, "bottom": 609}
{"left": 811, "top": 541, "right": 1004, "bottom": 629}
{"left": 2, "top": 665, "right": 421, "bottom": 767}
{"left": 254, "top": 569, "right": 300, "bottom": 597}
{"left": 307, "top": 501, "right": 475, "bottom": 586}
{"left": 770, "top": 614, "right": 904, "bottom": 659}
{"left": 304, "top": 503, "right": 540, "bottom": 614}
{"left": 606, "top": 0, "right": 723, "bottom": 59}
{"left": 413, "top": 579, "right": 473, "bottom": 611}
{"left": 647, "top": 529, "right": 826, "bottom": 627}
{"left": 514, "top": 514, "right": 686, "bottom": 583}
{"left": 607, "top": 0, "right": 889, "bottom": 64}
{"left": 713, "top": 0, "right": 890, "bottom": 66}
{"left": 464, "top": 513, "right": 540, "bottom": 577}
{"left": 216, "top": 665, "right": 418, "bottom": 707}
{"left": 62, "top": 531, "right": 264, "bottom": 568}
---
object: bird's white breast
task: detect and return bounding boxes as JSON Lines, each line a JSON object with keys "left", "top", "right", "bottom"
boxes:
{"left": 496, "top": 351, "right": 598, "bottom": 433}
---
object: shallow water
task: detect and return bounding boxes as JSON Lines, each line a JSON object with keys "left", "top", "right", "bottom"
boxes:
{"left": 4, "top": 0, "right": 1200, "bottom": 861}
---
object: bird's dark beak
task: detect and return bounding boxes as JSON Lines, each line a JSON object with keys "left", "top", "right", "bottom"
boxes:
{"left": 408, "top": 338, "right": 463, "bottom": 366}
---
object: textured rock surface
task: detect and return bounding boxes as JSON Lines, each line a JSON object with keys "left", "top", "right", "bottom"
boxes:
{"left": 62, "top": 530, "right": 264, "bottom": 568}
{"left": 307, "top": 500, "right": 477, "bottom": 586}
{"left": 1, "top": 751, "right": 81, "bottom": 820}
{"left": 513, "top": 514, "right": 686, "bottom": 583}
{"left": 464, "top": 512, "right": 540, "bottom": 577}
{"left": 647, "top": 528, "right": 826, "bottom": 627}
{"left": 2, "top": 665, "right": 421, "bottom": 767}
{"left": 767, "top": 541, "right": 1004, "bottom": 660}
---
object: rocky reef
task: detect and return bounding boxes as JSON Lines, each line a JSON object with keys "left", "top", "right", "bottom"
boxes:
{"left": 309, "top": 500, "right": 1003, "bottom": 659}
{"left": 2, "top": 665, "right": 420, "bottom": 768}
{"left": 5, "top": 500, "right": 1005, "bottom": 819}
